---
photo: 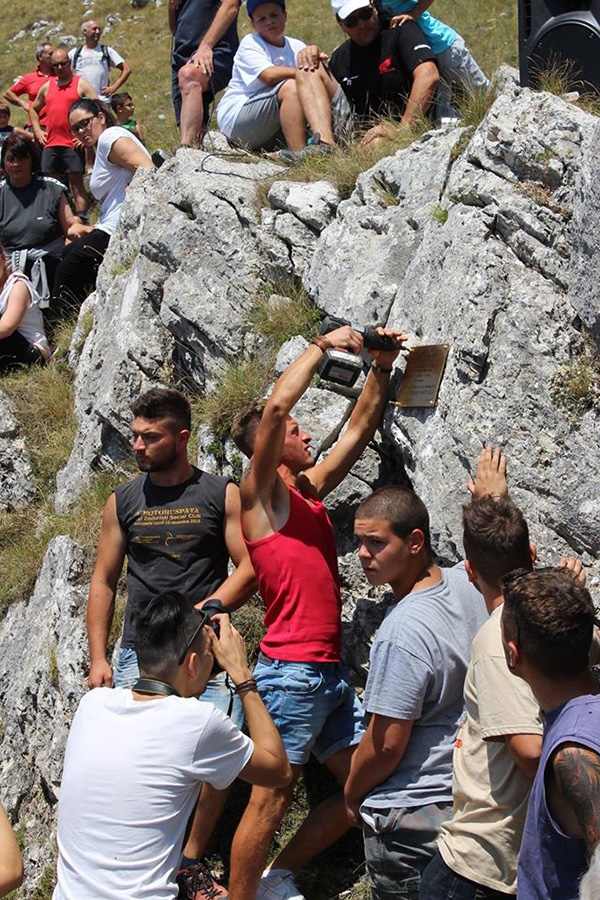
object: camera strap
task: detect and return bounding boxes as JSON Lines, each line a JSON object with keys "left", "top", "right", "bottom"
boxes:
{"left": 133, "top": 678, "right": 181, "bottom": 698}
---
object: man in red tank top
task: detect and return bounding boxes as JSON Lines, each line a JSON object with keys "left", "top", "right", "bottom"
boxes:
{"left": 30, "top": 48, "right": 98, "bottom": 217}
{"left": 229, "top": 322, "right": 406, "bottom": 900}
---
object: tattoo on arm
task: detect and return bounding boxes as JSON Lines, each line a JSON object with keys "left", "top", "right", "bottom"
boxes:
{"left": 554, "top": 743, "right": 600, "bottom": 854}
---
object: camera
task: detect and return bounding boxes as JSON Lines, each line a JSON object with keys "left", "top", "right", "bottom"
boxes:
{"left": 317, "top": 315, "right": 401, "bottom": 387}
{"left": 201, "top": 598, "right": 224, "bottom": 674}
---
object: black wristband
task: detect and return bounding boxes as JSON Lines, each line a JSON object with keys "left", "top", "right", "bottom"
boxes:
{"left": 371, "top": 361, "right": 393, "bottom": 374}
{"left": 200, "top": 598, "right": 226, "bottom": 617}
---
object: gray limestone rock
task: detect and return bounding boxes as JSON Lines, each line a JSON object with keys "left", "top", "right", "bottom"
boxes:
{"left": 0, "top": 536, "right": 88, "bottom": 891}
{"left": 570, "top": 116, "right": 600, "bottom": 342}
{"left": 0, "top": 390, "right": 35, "bottom": 511}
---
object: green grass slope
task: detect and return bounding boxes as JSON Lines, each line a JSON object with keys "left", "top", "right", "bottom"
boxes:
{"left": 0, "top": 0, "right": 517, "bottom": 151}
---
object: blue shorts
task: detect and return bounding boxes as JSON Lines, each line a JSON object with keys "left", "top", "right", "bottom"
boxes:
{"left": 254, "top": 652, "right": 365, "bottom": 765}
{"left": 113, "top": 648, "right": 243, "bottom": 727}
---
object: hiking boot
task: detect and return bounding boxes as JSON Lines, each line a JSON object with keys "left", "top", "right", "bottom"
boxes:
{"left": 255, "top": 869, "right": 305, "bottom": 900}
{"left": 177, "top": 860, "right": 228, "bottom": 900}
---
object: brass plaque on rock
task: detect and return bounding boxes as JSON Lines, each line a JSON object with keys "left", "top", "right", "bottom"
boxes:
{"left": 395, "top": 345, "right": 450, "bottom": 408}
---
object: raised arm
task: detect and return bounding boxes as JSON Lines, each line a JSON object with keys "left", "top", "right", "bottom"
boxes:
{"left": 467, "top": 445, "right": 508, "bottom": 498}
{"left": 211, "top": 615, "right": 291, "bottom": 787}
{"left": 306, "top": 329, "right": 406, "bottom": 499}
{"left": 241, "top": 325, "right": 364, "bottom": 517}
{"left": 87, "top": 493, "right": 127, "bottom": 688}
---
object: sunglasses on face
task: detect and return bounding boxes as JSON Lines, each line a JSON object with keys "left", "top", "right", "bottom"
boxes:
{"left": 342, "top": 6, "right": 373, "bottom": 27}
{"left": 70, "top": 114, "right": 97, "bottom": 135}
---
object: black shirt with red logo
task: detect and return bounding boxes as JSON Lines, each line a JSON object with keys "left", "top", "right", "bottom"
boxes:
{"left": 329, "top": 21, "right": 437, "bottom": 123}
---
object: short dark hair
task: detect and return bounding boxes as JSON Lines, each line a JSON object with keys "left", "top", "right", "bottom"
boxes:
{"left": 501, "top": 567, "right": 595, "bottom": 678}
{"left": 1, "top": 132, "right": 41, "bottom": 172}
{"left": 131, "top": 387, "right": 192, "bottom": 431}
{"left": 231, "top": 400, "right": 267, "bottom": 458}
{"left": 110, "top": 92, "right": 132, "bottom": 112}
{"left": 463, "top": 495, "right": 532, "bottom": 586}
{"left": 68, "top": 97, "right": 116, "bottom": 128}
{"left": 356, "top": 485, "right": 432, "bottom": 555}
{"left": 133, "top": 590, "right": 207, "bottom": 679}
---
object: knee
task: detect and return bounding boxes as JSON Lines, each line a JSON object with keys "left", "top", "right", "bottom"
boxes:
{"left": 178, "top": 63, "right": 208, "bottom": 93}
{"left": 278, "top": 78, "right": 298, "bottom": 100}
{"left": 248, "top": 785, "right": 294, "bottom": 821}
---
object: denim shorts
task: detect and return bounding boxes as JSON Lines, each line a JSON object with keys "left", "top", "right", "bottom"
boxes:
{"left": 419, "top": 851, "right": 513, "bottom": 900}
{"left": 362, "top": 802, "right": 452, "bottom": 900}
{"left": 113, "top": 648, "right": 243, "bottom": 727}
{"left": 254, "top": 652, "right": 365, "bottom": 765}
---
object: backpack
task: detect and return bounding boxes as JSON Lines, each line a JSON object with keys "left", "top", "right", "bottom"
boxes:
{"left": 71, "top": 44, "right": 111, "bottom": 71}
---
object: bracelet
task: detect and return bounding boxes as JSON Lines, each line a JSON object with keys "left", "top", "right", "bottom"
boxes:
{"left": 311, "top": 335, "right": 333, "bottom": 353}
{"left": 233, "top": 678, "right": 258, "bottom": 695}
{"left": 371, "top": 361, "right": 393, "bottom": 374}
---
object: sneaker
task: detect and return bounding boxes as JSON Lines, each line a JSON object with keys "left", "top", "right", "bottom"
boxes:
{"left": 256, "top": 869, "right": 305, "bottom": 900}
{"left": 177, "top": 860, "right": 228, "bottom": 900}
{"left": 152, "top": 148, "right": 171, "bottom": 169}
{"left": 276, "top": 133, "right": 334, "bottom": 162}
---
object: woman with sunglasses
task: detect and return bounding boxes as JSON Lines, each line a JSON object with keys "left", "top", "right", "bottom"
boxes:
{"left": 51, "top": 98, "right": 152, "bottom": 315}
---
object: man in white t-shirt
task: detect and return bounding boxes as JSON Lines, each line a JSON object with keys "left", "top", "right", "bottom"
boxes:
{"left": 217, "top": 0, "right": 339, "bottom": 158}
{"left": 53, "top": 590, "right": 291, "bottom": 900}
{"left": 69, "top": 19, "right": 132, "bottom": 102}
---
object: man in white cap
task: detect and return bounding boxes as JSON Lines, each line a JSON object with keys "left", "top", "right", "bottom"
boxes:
{"left": 324, "top": 0, "right": 439, "bottom": 145}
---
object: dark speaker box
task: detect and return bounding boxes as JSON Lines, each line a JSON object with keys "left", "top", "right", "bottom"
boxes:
{"left": 519, "top": 0, "right": 600, "bottom": 91}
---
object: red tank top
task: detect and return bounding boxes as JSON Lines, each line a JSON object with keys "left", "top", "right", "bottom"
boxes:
{"left": 44, "top": 76, "right": 81, "bottom": 147}
{"left": 244, "top": 486, "right": 342, "bottom": 662}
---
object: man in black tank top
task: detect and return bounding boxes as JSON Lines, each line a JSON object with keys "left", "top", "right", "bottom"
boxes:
{"left": 87, "top": 386, "right": 256, "bottom": 897}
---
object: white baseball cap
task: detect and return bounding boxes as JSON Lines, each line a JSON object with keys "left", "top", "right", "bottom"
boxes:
{"left": 331, "top": 0, "right": 372, "bottom": 21}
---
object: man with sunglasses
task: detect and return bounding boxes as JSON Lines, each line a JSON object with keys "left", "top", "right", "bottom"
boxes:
{"left": 54, "top": 591, "right": 291, "bottom": 900}
{"left": 29, "top": 49, "right": 98, "bottom": 218}
{"left": 327, "top": 0, "right": 438, "bottom": 146}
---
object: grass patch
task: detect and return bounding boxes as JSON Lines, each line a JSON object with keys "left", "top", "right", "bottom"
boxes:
{"left": 456, "top": 84, "right": 497, "bottom": 128}
{"left": 195, "top": 356, "right": 274, "bottom": 445}
{"left": 431, "top": 204, "right": 449, "bottom": 223}
{"left": 0, "top": 470, "right": 123, "bottom": 616}
{"left": 550, "top": 342, "right": 600, "bottom": 418}
{"left": 49, "top": 646, "right": 59, "bottom": 689}
{"left": 248, "top": 278, "right": 321, "bottom": 345}
{"left": 2, "top": 363, "right": 75, "bottom": 495}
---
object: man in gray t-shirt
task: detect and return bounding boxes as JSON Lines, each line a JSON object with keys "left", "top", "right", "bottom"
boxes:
{"left": 348, "top": 486, "right": 487, "bottom": 900}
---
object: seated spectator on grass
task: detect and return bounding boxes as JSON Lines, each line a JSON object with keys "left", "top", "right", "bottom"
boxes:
{"left": 328, "top": 0, "right": 439, "bottom": 146}
{"left": 376, "top": 0, "right": 488, "bottom": 121}
{"left": 52, "top": 590, "right": 291, "bottom": 900}
{"left": 0, "top": 801, "right": 22, "bottom": 897}
{"left": 217, "top": 0, "right": 339, "bottom": 159}
{"left": 0, "top": 133, "right": 81, "bottom": 302}
{"left": 110, "top": 92, "right": 145, "bottom": 144}
{"left": 0, "top": 245, "right": 50, "bottom": 371}
{"left": 51, "top": 99, "right": 152, "bottom": 315}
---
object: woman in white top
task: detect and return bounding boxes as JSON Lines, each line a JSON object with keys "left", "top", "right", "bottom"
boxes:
{"left": 0, "top": 243, "right": 50, "bottom": 371}
{"left": 52, "top": 99, "right": 153, "bottom": 314}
